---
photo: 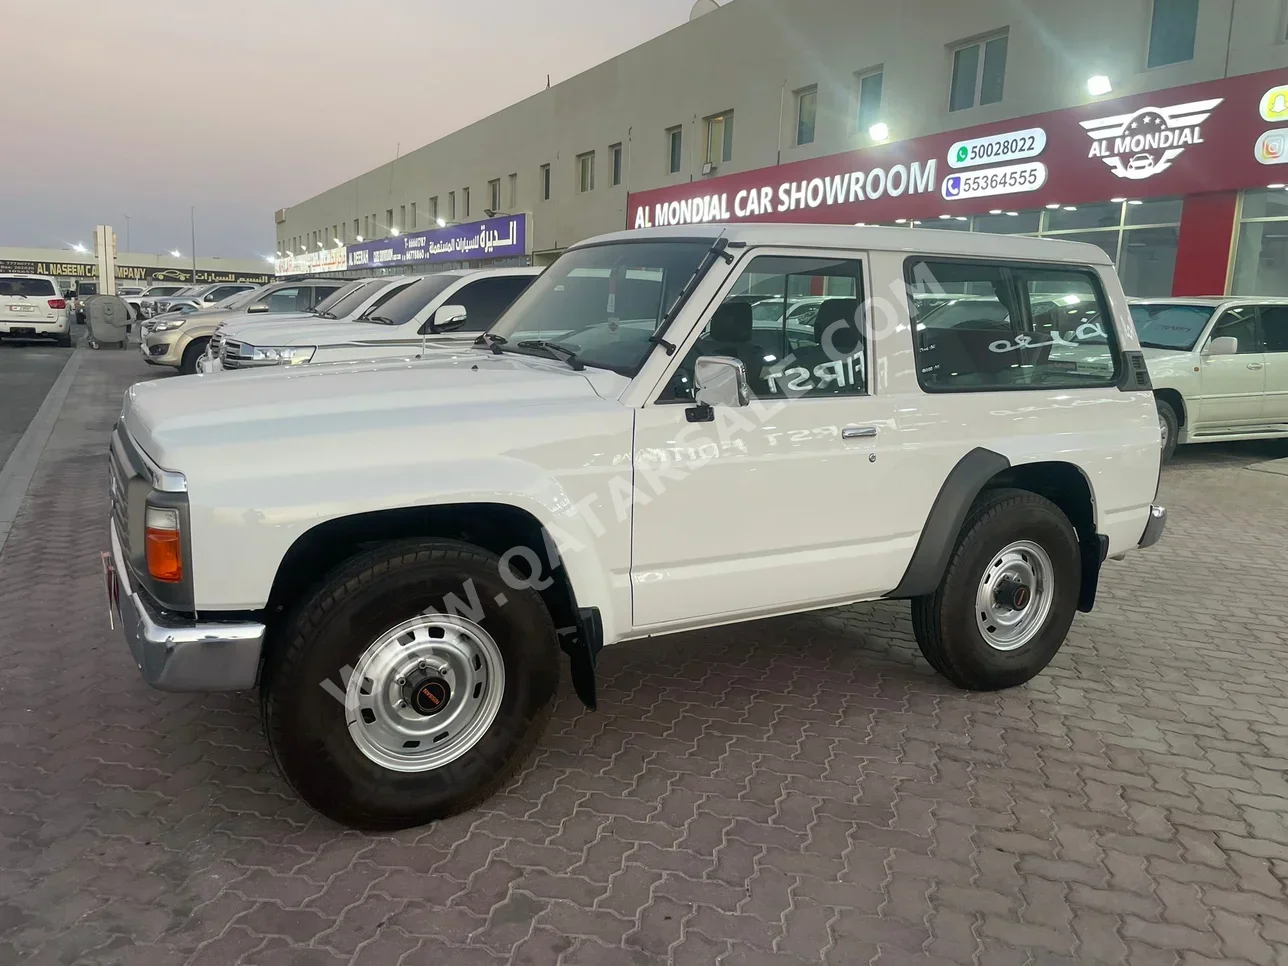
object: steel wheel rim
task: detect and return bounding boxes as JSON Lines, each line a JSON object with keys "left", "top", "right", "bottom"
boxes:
{"left": 1158, "top": 412, "right": 1169, "bottom": 450}
{"left": 345, "top": 614, "right": 505, "bottom": 773}
{"left": 975, "top": 540, "right": 1054, "bottom": 652}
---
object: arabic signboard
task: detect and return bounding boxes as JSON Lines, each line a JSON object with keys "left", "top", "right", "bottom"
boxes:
{"left": 0, "top": 259, "right": 271, "bottom": 284}
{"left": 274, "top": 248, "right": 348, "bottom": 277}
{"left": 345, "top": 214, "right": 529, "bottom": 271}
{"left": 627, "top": 66, "right": 1288, "bottom": 229}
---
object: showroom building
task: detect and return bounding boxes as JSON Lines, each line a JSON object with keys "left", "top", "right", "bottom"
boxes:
{"left": 274, "top": 0, "right": 1288, "bottom": 296}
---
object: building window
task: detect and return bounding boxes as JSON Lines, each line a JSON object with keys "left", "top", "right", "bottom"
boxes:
{"left": 705, "top": 112, "right": 734, "bottom": 164}
{"left": 666, "top": 126, "right": 683, "bottom": 174}
{"left": 448, "top": 191, "right": 456, "bottom": 221}
{"left": 489, "top": 179, "right": 501, "bottom": 212}
{"left": 795, "top": 87, "right": 817, "bottom": 146}
{"left": 398, "top": 206, "right": 405, "bottom": 232}
{"left": 540, "top": 164, "right": 552, "bottom": 200}
{"left": 578, "top": 152, "right": 596, "bottom": 192}
{"left": 429, "top": 197, "right": 438, "bottom": 225}
{"left": 362, "top": 216, "right": 369, "bottom": 239}
{"left": 508, "top": 173, "right": 518, "bottom": 207}
{"left": 410, "top": 202, "right": 417, "bottom": 230}
{"left": 855, "top": 69, "right": 883, "bottom": 134}
{"left": 463, "top": 188, "right": 470, "bottom": 219}
{"left": 385, "top": 209, "right": 393, "bottom": 235}
{"left": 1147, "top": 0, "right": 1200, "bottom": 69}
{"left": 353, "top": 219, "right": 360, "bottom": 239}
{"left": 610, "top": 144, "right": 623, "bottom": 186}
{"left": 950, "top": 32, "right": 1008, "bottom": 111}
{"left": 1233, "top": 188, "right": 1288, "bottom": 295}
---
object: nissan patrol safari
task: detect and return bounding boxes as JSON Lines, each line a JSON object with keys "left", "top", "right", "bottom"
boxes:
{"left": 105, "top": 224, "right": 1165, "bottom": 830}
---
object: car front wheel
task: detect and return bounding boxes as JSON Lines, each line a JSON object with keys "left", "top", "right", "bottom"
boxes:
{"left": 911, "top": 489, "right": 1080, "bottom": 692}
{"left": 261, "top": 539, "right": 560, "bottom": 830}
{"left": 1156, "top": 398, "right": 1179, "bottom": 463}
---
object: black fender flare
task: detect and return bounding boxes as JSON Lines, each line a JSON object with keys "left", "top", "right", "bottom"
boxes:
{"left": 885, "top": 447, "right": 1010, "bottom": 600}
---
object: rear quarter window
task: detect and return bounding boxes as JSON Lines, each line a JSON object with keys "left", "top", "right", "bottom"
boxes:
{"left": 905, "top": 257, "right": 1121, "bottom": 392}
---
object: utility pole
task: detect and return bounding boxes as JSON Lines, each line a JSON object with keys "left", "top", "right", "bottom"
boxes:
{"left": 190, "top": 207, "right": 197, "bottom": 283}
{"left": 123, "top": 215, "right": 131, "bottom": 253}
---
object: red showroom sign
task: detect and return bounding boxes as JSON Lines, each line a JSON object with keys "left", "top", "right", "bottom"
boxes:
{"left": 628, "top": 67, "right": 1288, "bottom": 229}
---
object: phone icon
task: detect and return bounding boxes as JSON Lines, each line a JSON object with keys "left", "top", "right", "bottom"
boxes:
{"left": 944, "top": 175, "right": 962, "bottom": 198}
{"left": 956, "top": 146, "right": 969, "bottom": 164}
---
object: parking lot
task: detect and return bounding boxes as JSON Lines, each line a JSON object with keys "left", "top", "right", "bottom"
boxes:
{"left": 2, "top": 346, "right": 1288, "bottom": 966}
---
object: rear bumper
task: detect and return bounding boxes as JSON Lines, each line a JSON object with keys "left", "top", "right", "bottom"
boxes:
{"left": 1138, "top": 504, "right": 1166, "bottom": 549}
{"left": 106, "top": 522, "right": 264, "bottom": 691}
{"left": 0, "top": 319, "right": 69, "bottom": 335}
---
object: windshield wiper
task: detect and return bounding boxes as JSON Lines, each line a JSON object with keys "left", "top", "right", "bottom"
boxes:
{"left": 366, "top": 315, "right": 397, "bottom": 326}
{"left": 477, "top": 333, "right": 507, "bottom": 355}
{"left": 517, "top": 340, "right": 585, "bottom": 371}
{"left": 314, "top": 310, "right": 337, "bottom": 319}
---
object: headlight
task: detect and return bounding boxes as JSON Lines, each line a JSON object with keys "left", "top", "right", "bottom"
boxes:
{"left": 151, "top": 317, "right": 188, "bottom": 332}
{"left": 249, "top": 345, "right": 316, "bottom": 365}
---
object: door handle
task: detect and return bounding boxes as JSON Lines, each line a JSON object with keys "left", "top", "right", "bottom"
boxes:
{"left": 842, "top": 426, "right": 878, "bottom": 440}
{"left": 1248, "top": 363, "right": 1264, "bottom": 370}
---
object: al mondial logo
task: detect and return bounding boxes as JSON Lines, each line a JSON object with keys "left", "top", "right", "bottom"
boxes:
{"left": 1079, "top": 98, "right": 1222, "bottom": 180}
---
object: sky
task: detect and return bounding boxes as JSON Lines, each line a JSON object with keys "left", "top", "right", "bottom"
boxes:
{"left": 0, "top": 0, "right": 700, "bottom": 261}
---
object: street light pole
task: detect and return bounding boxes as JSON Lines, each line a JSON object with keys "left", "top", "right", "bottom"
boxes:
{"left": 189, "top": 206, "right": 197, "bottom": 284}
{"left": 123, "top": 215, "right": 131, "bottom": 253}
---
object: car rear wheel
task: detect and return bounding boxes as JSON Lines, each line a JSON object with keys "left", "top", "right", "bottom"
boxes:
{"left": 261, "top": 538, "right": 560, "bottom": 830}
{"left": 911, "top": 489, "right": 1080, "bottom": 692}
{"left": 179, "top": 338, "right": 209, "bottom": 375}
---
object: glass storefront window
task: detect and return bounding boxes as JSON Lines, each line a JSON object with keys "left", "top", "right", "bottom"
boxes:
{"left": 1045, "top": 203, "right": 1122, "bottom": 232}
{"left": 1232, "top": 189, "right": 1288, "bottom": 295}
{"left": 1051, "top": 229, "right": 1120, "bottom": 265}
{"left": 1126, "top": 197, "right": 1183, "bottom": 226}
{"left": 973, "top": 211, "right": 1041, "bottom": 234}
{"left": 1119, "top": 226, "right": 1180, "bottom": 297}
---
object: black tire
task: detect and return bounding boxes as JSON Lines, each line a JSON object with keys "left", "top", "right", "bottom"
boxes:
{"left": 911, "top": 489, "right": 1080, "bottom": 692}
{"left": 57, "top": 333, "right": 73, "bottom": 348}
{"left": 1156, "top": 397, "right": 1179, "bottom": 464}
{"left": 179, "top": 338, "right": 208, "bottom": 375}
{"left": 261, "top": 538, "right": 560, "bottom": 830}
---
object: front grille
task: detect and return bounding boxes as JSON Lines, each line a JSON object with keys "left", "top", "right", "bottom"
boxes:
{"left": 108, "top": 439, "right": 131, "bottom": 555}
{"left": 209, "top": 332, "right": 224, "bottom": 359}
{"left": 221, "top": 339, "right": 245, "bottom": 369}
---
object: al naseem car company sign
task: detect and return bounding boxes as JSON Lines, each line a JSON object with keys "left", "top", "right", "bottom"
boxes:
{"left": 626, "top": 67, "right": 1288, "bottom": 229}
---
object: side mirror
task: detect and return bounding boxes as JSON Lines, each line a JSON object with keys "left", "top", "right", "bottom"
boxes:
{"left": 1204, "top": 336, "right": 1238, "bottom": 356}
{"left": 427, "top": 304, "right": 468, "bottom": 334}
{"left": 247, "top": 303, "right": 270, "bottom": 314}
{"left": 694, "top": 356, "right": 750, "bottom": 409}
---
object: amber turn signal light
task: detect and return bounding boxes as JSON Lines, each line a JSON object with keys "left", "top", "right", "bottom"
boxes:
{"left": 145, "top": 506, "right": 183, "bottom": 583}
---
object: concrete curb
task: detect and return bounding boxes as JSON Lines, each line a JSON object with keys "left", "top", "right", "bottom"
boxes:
{"left": 0, "top": 348, "right": 85, "bottom": 556}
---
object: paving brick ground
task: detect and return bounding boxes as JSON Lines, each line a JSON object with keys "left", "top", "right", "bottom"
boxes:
{"left": 3, "top": 349, "right": 1288, "bottom": 965}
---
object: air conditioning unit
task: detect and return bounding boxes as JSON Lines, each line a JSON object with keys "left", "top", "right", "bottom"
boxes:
{"left": 702, "top": 162, "right": 717, "bottom": 176}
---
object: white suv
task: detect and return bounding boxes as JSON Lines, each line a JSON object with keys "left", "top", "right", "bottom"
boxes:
{"left": 1130, "top": 297, "right": 1288, "bottom": 460}
{"left": 0, "top": 274, "right": 72, "bottom": 346}
{"left": 104, "top": 225, "right": 1164, "bottom": 830}
{"left": 203, "top": 267, "right": 541, "bottom": 372}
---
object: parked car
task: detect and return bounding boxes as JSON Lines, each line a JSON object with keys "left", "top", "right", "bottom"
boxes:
{"left": 104, "top": 224, "right": 1164, "bottom": 830}
{"left": 70, "top": 279, "right": 98, "bottom": 324}
{"left": 204, "top": 268, "right": 539, "bottom": 372}
{"left": 141, "top": 279, "right": 346, "bottom": 374}
{"left": 0, "top": 274, "right": 72, "bottom": 346}
{"left": 154, "top": 282, "right": 259, "bottom": 316}
{"left": 1130, "top": 297, "right": 1288, "bottom": 460}
{"left": 127, "top": 284, "right": 192, "bottom": 319}
{"left": 201, "top": 276, "right": 415, "bottom": 372}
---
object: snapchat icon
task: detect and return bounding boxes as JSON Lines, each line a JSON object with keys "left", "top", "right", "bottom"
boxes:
{"left": 1261, "top": 86, "right": 1288, "bottom": 122}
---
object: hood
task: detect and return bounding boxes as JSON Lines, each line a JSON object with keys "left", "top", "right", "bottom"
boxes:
{"left": 214, "top": 317, "right": 398, "bottom": 347}
{"left": 123, "top": 351, "right": 628, "bottom": 469}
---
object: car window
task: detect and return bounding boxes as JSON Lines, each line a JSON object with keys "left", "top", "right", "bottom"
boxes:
{"left": 1129, "top": 303, "right": 1216, "bottom": 351}
{"left": 907, "top": 259, "right": 1120, "bottom": 391}
{"left": 364, "top": 275, "right": 459, "bottom": 326}
{"left": 447, "top": 276, "right": 536, "bottom": 332}
{"left": 1208, "top": 307, "right": 1261, "bottom": 353}
{"left": 356, "top": 280, "right": 415, "bottom": 319}
{"left": 1257, "top": 306, "right": 1288, "bottom": 353}
{"left": 663, "top": 256, "right": 866, "bottom": 402}
{"left": 314, "top": 280, "right": 368, "bottom": 316}
{"left": 260, "top": 287, "right": 304, "bottom": 314}
{"left": 308, "top": 285, "right": 342, "bottom": 308}
{"left": 77, "top": 282, "right": 98, "bottom": 296}
{"left": 0, "top": 278, "right": 56, "bottom": 297}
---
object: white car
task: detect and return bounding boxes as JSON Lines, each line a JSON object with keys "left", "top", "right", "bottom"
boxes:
{"left": 203, "top": 267, "right": 541, "bottom": 372}
{"left": 1130, "top": 297, "right": 1288, "bottom": 460}
{"left": 200, "top": 276, "right": 418, "bottom": 373}
{"left": 0, "top": 274, "right": 72, "bottom": 346}
{"left": 104, "top": 224, "right": 1163, "bottom": 831}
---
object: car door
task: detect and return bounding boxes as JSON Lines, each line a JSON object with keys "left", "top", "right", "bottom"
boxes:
{"left": 1256, "top": 304, "right": 1288, "bottom": 425}
{"left": 1193, "top": 305, "right": 1266, "bottom": 430}
{"left": 630, "top": 250, "right": 900, "bottom": 630}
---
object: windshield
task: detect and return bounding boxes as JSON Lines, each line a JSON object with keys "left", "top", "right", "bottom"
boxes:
{"left": 319, "top": 280, "right": 379, "bottom": 318}
{"left": 487, "top": 240, "right": 714, "bottom": 374}
{"left": 0, "top": 278, "right": 56, "bottom": 297}
{"left": 751, "top": 300, "right": 786, "bottom": 323}
{"left": 1129, "top": 303, "right": 1216, "bottom": 351}
{"left": 365, "top": 274, "right": 458, "bottom": 325}
{"left": 224, "top": 285, "right": 271, "bottom": 310}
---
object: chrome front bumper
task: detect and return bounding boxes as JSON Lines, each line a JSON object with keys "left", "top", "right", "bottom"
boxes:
{"left": 1138, "top": 504, "right": 1166, "bottom": 549}
{"left": 105, "top": 522, "right": 264, "bottom": 691}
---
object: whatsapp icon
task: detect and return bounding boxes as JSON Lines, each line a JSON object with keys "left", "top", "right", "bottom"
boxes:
{"left": 956, "top": 145, "right": 970, "bottom": 164}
